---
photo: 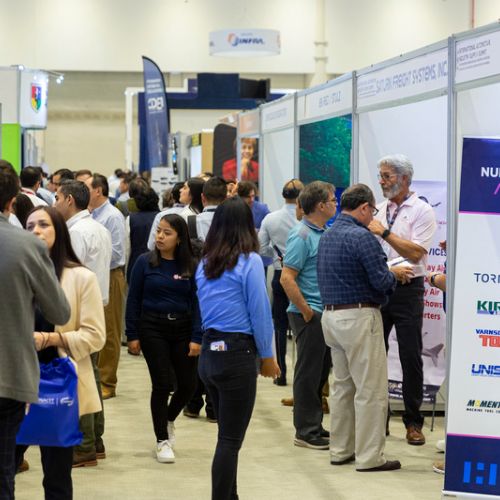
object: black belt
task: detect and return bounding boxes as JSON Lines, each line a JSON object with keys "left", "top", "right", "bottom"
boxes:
{"left": 324, "top": 303, "right": 380, "bottom": 311}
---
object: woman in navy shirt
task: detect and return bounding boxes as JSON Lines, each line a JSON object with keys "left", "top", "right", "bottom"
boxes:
{"left": 126, "top": 214, "right": 201, "bottom": 464}
{"left": 196, "top": 197, "right": 280, "bottom": 500}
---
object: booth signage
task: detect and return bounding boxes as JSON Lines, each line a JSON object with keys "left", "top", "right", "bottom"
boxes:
{"left": 239, "top": 110, "right": 260, "bottom": 136}
{"left": 445, "top": 137, "right": 500, "bottom": 498}
{"left": 357, "top": 48, "right": 448, "bottom": 108}
{"left": 456, "top": 30, "right": 500, "bottom": 85}
{"left": 19, "top": 70, "right": 48, "bottom": 129}
{"left": 304, "top": 79, "right": 352, "bottom": 120}
{"left": 209, "top": 29, "right": 280, "bottom": 57}
{"left": 261, "top": 98, "right": 294, "bottom": 132}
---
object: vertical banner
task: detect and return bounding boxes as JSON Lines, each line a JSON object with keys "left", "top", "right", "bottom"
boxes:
{"left": 386, "top": 181, "right": 447, "bottom": 401}
{"left": 445, "top": 138, "right": 500, "bottom": 498}
{"left": 142, "top": 56, "right": 169, "bottom": 172}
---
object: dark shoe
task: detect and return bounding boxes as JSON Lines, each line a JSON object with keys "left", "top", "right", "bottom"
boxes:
{"left": 406, "top": 425, "right": 426, "bottom": 446}
{"left": 331, "top": 454, "right": 355, "bottom": 465}
{"left": 357, "top": 460, "right": 401, "bottom": 472}
{"left": 96, "top": 441, "right": 106, "bottom": 460}
{"left": 17, "top": 460, "right": 29, "bottom": 474}
{"left": 127, "top": 349, "right": 141, "bottom": 356}
{"left": 319, "top": 428, "right": 329, "bottom": 438}
{"left": 73, "top": 450, "right": 98, "bottom": 468}
{"left": 183, "top": 408, "right": 200, "bottom": 418}
{"left": 273, "top": 377, "right": 287, "bottom": 386}
{"left": 206, "top": 416, "right": 217, "bottom": 423}
{"left": 281, "top": 397, "right": 294, "bottom": 407}
{"left": 294, "top": 436, "right": 329, "bottom": 450}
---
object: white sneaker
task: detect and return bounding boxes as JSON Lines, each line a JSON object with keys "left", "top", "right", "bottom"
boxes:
{"left": 436, "top": 439, "right": 445, "bottom": 452}
{"left": 156, "top": 440, "right": 175, "bottom": 463}
{"left": 167, "top": 421, "right": 176, "bottom": 447}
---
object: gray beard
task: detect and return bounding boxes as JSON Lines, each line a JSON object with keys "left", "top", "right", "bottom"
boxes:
{"left": 382, "top": 183, "right": 402, "bottom": 199}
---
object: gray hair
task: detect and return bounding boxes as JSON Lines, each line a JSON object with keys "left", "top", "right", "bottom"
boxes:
{"left": 298, "top": 181, "right": 335, "bottom": 215}
{"left": 340, "top": 184, "right": 375, "bottom": 211}
{"left": 377, "top": 154, "right": 414, "bottom": 184}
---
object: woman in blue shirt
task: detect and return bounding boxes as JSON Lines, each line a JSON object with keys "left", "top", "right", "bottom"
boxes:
{"left": 196, "top": 196, "right": 280, "bottom": 500}
{"left": 126, "top": 214, "right": 201, "bottom": 464}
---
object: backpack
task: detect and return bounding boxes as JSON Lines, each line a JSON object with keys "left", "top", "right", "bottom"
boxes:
{"left": 187, "top": 215, "right": 204, "bottom": 259}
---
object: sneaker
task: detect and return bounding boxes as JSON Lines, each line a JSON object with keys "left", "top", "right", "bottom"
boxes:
{"left": 433, "top": 461, "right": 445, "bottom": 474}
{"left": 436, "top": 439, "right": 445, "bottom": 453}
{"left": 156, "top": 440, "right": 175, "bottom": 463}
{"left": 167, "top": 421, "right": 176, "bottom": 447}
{"left": 294, "top": 436, "right": 329, "bottom": 450}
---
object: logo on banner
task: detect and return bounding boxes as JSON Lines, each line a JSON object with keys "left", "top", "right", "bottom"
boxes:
{"left": 31, "top": 83, "right": 42, "bottom": 112}
{"left": 473, "top": 272, "right": 500, "bottom": 285}
{"left": 476, "top": 300, "right": 500, "bottom": 315}
{"left": 463, "top": 461, "right": 498, "bottom": 488}
{"left": 227, "top": 33, "right": 265, "bottom": 47}
{"left": 471, "top": 364, "right": 500, "bottom": 377}
{"left": 475, "top": 328, "right": 500, "bottom": 348}
{"left": 466, "top": 399, "right": 500, "bottom": 414}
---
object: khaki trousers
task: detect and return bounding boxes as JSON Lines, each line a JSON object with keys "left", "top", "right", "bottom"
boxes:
{"left": 98, "top": 268, "right": 126, "bottom": 393}
{"left": 321, "top": 307, "right": 388, "bottom": 469}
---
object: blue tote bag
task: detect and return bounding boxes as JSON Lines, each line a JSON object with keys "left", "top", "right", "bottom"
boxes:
{"left": 17, "top": 357, "right": 82, "bottom": 447}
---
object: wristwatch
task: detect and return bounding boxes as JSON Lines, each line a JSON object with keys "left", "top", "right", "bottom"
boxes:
{"left": 381, "top": 229, "right": 391, "bottom": 240}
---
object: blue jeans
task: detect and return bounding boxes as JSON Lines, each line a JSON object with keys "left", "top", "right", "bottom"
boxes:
{"left": 198, "top": 330, "right": 258, "bottom": 500}
{"left": 0, "top": 398, "right": 25, "bottom": 500}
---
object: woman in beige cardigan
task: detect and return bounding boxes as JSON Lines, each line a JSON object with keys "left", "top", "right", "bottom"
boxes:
{"left": 19, "top": 206, "right": 105, "bottom": 500}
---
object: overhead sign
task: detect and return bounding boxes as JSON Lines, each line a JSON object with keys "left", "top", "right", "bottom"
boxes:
{"left": 304, "top": 78, "right": 352, "bottom": 121}
{"left": 357, "top": 48, "right": 448, "bottom": 109}
{"left": 445, "top": 137, "right": 500, "bottom": 498}
{"left": 19, "top": 70, "right": 48, "bottom": 129}
{"left": 261, "top": 97, "right": 294, "bottom": 132}
{"left": 456, "top": 30, "right": 500, "bottom": 85}
{"left": 209, "top": 29, "right": 280, "bottom": 57}
{"left": 239, "top": 110, "right": 260, "bottom": 136}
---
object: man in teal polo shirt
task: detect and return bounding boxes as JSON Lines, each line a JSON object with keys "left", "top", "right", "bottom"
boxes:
{"left": 281, "top": 181, "right": 337, "bottom": 450}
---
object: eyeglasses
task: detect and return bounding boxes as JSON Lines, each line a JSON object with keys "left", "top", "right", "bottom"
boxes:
{"left": 377, "top": 173, "right": 398, "bottom": 182}
{"left": 368, "top": 204, "right": 379, "bottom": 216}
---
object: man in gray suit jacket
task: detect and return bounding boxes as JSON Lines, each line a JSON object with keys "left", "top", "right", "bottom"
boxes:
{"left": 0, "top": 167, "right": 70, "bottom": 500}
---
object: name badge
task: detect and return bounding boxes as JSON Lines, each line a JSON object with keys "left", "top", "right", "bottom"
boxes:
{"left": 210, "top": 341, "right": 227, "bottom": 351}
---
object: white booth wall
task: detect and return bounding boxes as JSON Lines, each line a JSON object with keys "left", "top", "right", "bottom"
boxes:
{"left": 262, "top": 128, "right": 295, "bottom": 212}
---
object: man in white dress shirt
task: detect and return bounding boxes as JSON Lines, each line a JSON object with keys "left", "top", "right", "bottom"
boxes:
{"left": 54, "top": 180, "right": 113, "bottom": 467}
{"left": 20, "top": 166, "right": 48, "bottom": 207}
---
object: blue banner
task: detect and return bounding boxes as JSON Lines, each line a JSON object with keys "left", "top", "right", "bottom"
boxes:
{"left": 141, "top": 56, "right": 169, "bottom": 172}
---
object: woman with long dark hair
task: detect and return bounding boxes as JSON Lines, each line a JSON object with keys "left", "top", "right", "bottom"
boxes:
{"left": 196, "top": 196, "right": 280, "bottom": 500}
{"left": 125, "top": 214, "right": 201, "bottom": 463}
{"left": 179, "top": 177, "right": 205, "bottom": 218}
{"left": 19, "top": 206, "right": 105, "bottom": 499}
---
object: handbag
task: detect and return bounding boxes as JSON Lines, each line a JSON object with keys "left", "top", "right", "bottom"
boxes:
{"left": 16, "top": 356, "right": 83, "bottom": 447}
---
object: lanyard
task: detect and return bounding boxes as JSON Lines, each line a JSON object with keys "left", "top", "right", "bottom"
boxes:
{"left": 386, "top": 194, "right": 410, "bottom": 230}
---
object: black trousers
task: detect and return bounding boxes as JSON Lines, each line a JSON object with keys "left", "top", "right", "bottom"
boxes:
{"left": 0, "top": 398, "right": 25, "bottom": 500}
{"left": 288, "top": 311, "right": 331, "bottom": 440}
{"left": 15, "top": 445, "right": 73, "bottom": 500}
{"left": 185, "top": 369, "right": 215, "bottom": 420}
{"left": 139, "top": 311, "right": 198, "bottom": 441}
{"left": 271, "top": 270, "right": 290, "bottom": 380}
{"left": 381, "top": 277, "right": 425, "bottom": 428}
{"left": 199, "top": 330, "right": 258, "bottom": 500}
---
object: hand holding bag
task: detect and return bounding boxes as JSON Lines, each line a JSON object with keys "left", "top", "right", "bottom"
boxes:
{"left": 16, "top": 356, "right": 82, "bottom": 447}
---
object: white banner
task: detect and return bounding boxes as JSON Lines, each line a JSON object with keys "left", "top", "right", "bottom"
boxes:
{"left": 19, "top": 70, "right": 48, "bottom": 129}
{"left": 151, "top": 166, "right": 177, "bottom": 198}
{"left": 304, "top": 79, "right": 352, "bottom": 121}
{"left": 357, "top": 48, "right": 448, "bottom": 109}
{"left": 387, "top": 180, "right": 447, "bottom": 401}
{"left": 261, "top": 97, "right": 294, "bottom": 132}
{"left": 456, "top": 30, "right": 500, "bottom": 85}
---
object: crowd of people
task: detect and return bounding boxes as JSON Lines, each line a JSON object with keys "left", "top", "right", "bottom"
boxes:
{"left": 0, "top": 154, "right": 442, "bottom": 500}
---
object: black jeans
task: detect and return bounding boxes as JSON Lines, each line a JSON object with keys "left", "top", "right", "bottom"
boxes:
{"left": 198, "top": 330, "right": 258, "bottom": 500}
{"left": 139, "top": 311, "right": 198, "bottom": 441}
{"left": 271, "top": 270, "right": 289, "bottom": 380}
{"left": 0, "top": 398, "right": 25, "bottom": 500}
{"left": 288, "top": 311, "right": 331, "bottom": 439}
{"left": 381, "top": 277, "right": 425, "bottom": 428}
{"left": 185, "top": 369, "right": 215, "bottom": 420}
{"left": 15, "top": 445, "right": 73, "bottom": 500}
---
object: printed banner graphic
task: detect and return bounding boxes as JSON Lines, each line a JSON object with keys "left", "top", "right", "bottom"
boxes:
{"left": 445, "top": 137, "right": 500, "bottom": 498}
{"left": 387, "top": 180, "right": 447, "bottom": 402}
{"left": 142, "top": 56, "right": 169, "bottom": 171}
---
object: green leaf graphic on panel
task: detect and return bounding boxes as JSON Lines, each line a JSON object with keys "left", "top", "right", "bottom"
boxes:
{"left": 299, "top": 115, "right": 352, "bottom": 187}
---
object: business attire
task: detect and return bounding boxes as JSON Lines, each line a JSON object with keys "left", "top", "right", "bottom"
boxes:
{"left": 374, "top": 193, "right": 436, "bottom": 431}
{"left": 258, "top": 203, "right": 298, "bottom": 384}
{"left": 91, "top": 200, "right": 126, "bottom": 398}
{"left": 196, "top": 253, "right": 273, "bottom": 500}
{"left": 20, "top": 187, "right": 48, "bottom": 207}
{"left": 318, "top": 213, "right": 397, "bottom": 469}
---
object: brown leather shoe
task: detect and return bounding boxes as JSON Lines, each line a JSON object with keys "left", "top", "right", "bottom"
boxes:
{"left": 357, "top": 460, "right": 401, "bottom": 472}
{"left": 322, "top": 396, "right": 330, "bottom": 414}
{"left": 281, "top": 397, "right": 294, "bottom": 407}
{"left": 72, "top": 450, "right": 98, "bottom": 468}
{"left": 17, "top": 460, "right": 29, "bottom": 474}
{"left": 406, "top": 425, "right": 426, "bottom": 445}
{"left": 96, "top": 441, "right": 106, "bottom": 460}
